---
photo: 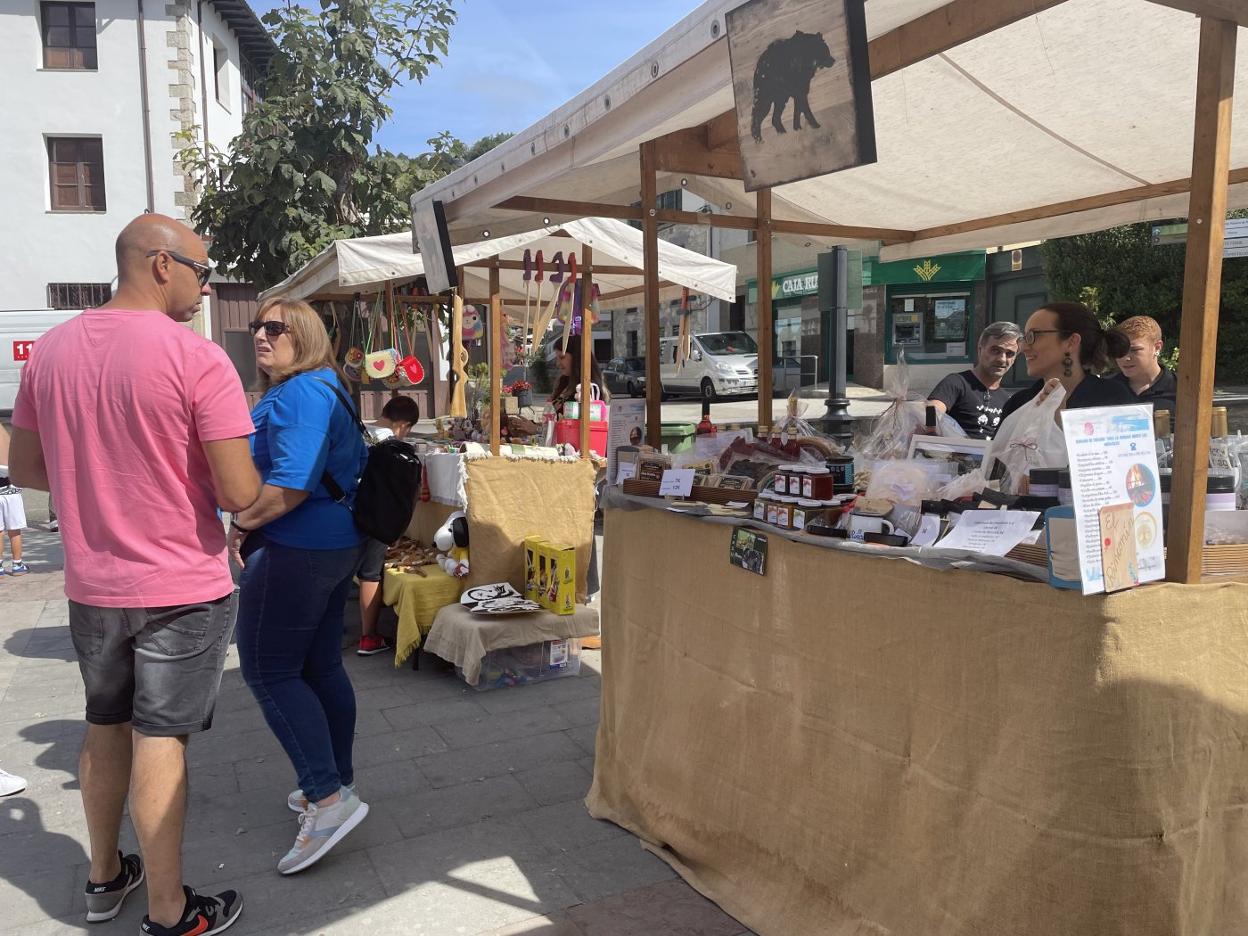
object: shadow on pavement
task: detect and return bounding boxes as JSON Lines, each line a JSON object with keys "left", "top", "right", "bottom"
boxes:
{"left": 0, "top": 796, "right": 90, "bottom": 932}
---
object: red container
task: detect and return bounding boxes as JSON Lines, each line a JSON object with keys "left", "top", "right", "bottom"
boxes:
{"left": 554, "top": 418, "right": 608, "bottom": 456}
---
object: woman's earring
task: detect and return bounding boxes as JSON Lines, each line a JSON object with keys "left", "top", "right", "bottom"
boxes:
{"left": 1062, "top": 353, "right": 1073, "bottom": 377}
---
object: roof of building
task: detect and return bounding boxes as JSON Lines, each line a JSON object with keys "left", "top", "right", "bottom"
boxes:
{"left": 208, "top": 0, "right": 277, "bottom": 73}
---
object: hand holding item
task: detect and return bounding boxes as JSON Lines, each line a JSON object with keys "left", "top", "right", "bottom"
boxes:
{"left": 1034, "top": 377, "right": 1062, "bottom": 406}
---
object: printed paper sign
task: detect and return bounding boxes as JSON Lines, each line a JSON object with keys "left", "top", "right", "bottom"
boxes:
{"left": 1062, "top": 404, "right": 1164, "bottom": 594}
{"left": 935, "top": 509, "right": 1040, "bottom": 556}
{"left": 659, "top": 469, "right": 695, "bottom": 497}
{"left": 910, "top": 514, "right": 942, "bottom": 548}
{"left": 615, "top": 462, "right": 637, "bottom": 484}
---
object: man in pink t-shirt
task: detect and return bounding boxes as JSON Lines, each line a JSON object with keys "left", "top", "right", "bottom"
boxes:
{"left": 10, "top": 215, "right": 260, "bottom": 936}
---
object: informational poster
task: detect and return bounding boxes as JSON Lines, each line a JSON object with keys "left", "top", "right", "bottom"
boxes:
{"left": 1061, "top": 404, "right": 1164, "bottom": 595}
{"left": 606, "top": 399, "right": 646, "bottom": 485}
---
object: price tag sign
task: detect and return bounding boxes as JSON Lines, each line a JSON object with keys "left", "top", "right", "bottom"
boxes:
{"left": 658, "top": 469, "right": 695, "bottom": 497}
{"left": 12, "top": 340, "right": 34, "bottom": 362}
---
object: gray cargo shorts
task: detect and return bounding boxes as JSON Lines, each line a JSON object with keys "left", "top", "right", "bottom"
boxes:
{"left": 68, "top": 592, "right": 237, "bottom": 737}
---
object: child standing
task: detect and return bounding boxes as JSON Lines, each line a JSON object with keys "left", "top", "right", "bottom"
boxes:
{"left": 0, "top": 462, "right": 29, "bottom": 576}
{"left": 356, "top": 395, "right": 420, "bottom": 655}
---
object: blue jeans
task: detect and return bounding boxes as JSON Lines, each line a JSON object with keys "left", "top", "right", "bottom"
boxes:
{"left": 236, "top": 537, "right": 362, "bottom": 803}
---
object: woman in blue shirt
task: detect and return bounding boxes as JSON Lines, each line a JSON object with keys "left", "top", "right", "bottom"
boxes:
{"left": 227, "top": 297, "right": 370, "bottom": 876}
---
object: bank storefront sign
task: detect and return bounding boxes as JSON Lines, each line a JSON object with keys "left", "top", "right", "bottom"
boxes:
{"left": 747, "top": 251, "right": 986, "bottom": 303}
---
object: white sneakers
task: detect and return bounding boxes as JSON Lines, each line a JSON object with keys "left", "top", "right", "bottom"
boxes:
{"left": 277, "top": 787, "right": 369, "bottom": 875}
{"left": 0, "top": 768, "right": 27, "bottom": 797}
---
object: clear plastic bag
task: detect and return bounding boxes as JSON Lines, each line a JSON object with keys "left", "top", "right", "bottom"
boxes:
{"left": 859, "top": 354, "right": 965, "bottom": 462}
{"left": 984, "top": 381, "right": 1068, "bottom": 494}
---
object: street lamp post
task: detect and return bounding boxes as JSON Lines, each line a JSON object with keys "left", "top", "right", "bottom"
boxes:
{"left": 818, "top": 247, "right": 853, "bottom": 445}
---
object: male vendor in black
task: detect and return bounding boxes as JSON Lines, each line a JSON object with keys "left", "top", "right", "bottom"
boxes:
{"left": 926, "top": 321, "right": 1022, "bottom": 440}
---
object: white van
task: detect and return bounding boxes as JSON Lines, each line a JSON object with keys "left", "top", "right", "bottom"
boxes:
{"left": 659, "top": 331, "right": 759, "bottom": 401}
{"left": 0, "top": 310, "right": 82, "bottom": 414}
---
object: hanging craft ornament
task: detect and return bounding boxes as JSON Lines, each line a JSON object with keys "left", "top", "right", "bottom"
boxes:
{"left": 365, "top": 295, "right": 402, "bottom": 380}
{"left": 448, "top": 291, "right": 469, "bottom": 418}
{"left": 676, "top": 287, "right": 693, "bottom": 370}
{"left": 343, "top": 294, "right": 365, "bottom": 382}
{"left": 462, "top": 304, "right": 485, "bottom": 343}
{"left": 560, "top": 254, "right": 579, "bottom": 353}
{"left": 397, "top": 306, "right": 426, "bottom": 385}
{"left": 530, "top": 251, "right": 564, "bottom": 349}
{"left": 522, "top": 249, "right": 533, "bottom": 358}
{"left": 532, "top": 250, "right": 545, "bottom": 357}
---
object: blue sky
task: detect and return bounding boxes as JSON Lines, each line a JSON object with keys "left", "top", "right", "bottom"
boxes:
{"left": 250, "top": 0, "right": 704, "bottom": 156}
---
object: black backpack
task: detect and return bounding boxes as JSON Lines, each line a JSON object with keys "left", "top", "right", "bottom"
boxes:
{"left": 314, "top": 377, "right": 422, "bottom": 545}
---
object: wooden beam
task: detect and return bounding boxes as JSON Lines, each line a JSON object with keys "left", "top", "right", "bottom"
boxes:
{"left": 495, "top": 196, "right": 641, "bottom": 221}
{"left": 1145, "top": 0, "right": 1248, "bottom": 29}
{"left": 580, "top": 245, "right": 593, "bottom": 459}
{"left": 489, "top": 264, "right": 502, "bottom": 455}
{"left": 1168, "top": 17, "right": 1237, "bottom": 584}
{"left": 653, "top": 208, "right": 913, "bottom": 241}
{"left": 652, "top": 126, "right": 745, "bottom": 181}
{"left": 464, "top": 258, "right": 643, "bottom": 275}
{"left": 905, "top": 167, "right": 1248, "bottom": 245}
{"left": 641, "top": 141, "right": 662, "bottom": 448}
{"left": 598, "top": 281, "right": 675, "bottom": 303}
{"left": 756, "top": 188, "right": 774, "bottom": 431}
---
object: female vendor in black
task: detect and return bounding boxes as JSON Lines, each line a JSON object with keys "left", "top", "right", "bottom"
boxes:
{"left": 1000, "top": 301, "right": 1137, "bottom": 421}
{"left": 549, "top": 334, "right": 608, "bottom": 416}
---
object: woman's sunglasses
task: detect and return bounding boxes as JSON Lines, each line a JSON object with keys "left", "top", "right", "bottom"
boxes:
{"left": 249, "top": 320, "right": 290, "bottom": 338}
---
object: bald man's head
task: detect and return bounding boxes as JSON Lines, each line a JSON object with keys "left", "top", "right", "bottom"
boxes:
{"left": 114, "top": 214, "right": 206, "bottom": 275}
{"left": 111, "top": 213, "right": 211, "bottom": 322}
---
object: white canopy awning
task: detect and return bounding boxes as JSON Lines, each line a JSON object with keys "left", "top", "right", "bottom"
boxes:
{"left": 260, "top": 216, "right": 738, "bottom": 304}
{"left": 409, "top": 0, "right": 1248, "bottom": 261}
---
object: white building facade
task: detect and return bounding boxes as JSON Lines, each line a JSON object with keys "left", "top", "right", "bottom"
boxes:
{"left": 0, "top": 0, "right": 273, "bottom": 333}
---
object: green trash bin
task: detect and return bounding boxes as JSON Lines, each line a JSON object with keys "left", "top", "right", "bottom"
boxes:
{"left": 658, "top": 422, "right": 697, "bottom": 454}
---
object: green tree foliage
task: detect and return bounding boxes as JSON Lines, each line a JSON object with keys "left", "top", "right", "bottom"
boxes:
{"left": 1041, "top": 214, "right": 1248, "bottom": 382}
{"left": 182, "top": 0, "right": 459, "bottom": 288}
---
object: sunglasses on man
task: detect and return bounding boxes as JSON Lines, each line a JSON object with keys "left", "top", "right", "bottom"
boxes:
{"left": 145, "top": 249, "right": 212, "bottom": 287}
{"left": 249, "top": 320, "right": 290, "bottom": 338}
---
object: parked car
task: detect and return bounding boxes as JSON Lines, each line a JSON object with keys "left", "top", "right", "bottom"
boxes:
{"left": 658, "top": 331, "right": 759, "bottom": 401}
{"left": 603, "top": 357, "right": 647, "bottom": 397}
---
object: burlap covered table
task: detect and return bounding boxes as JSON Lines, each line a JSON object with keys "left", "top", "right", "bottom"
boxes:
{"left": 587, "top": 505, "right": 1248, "bottom": 936}
{"left": 424, "top": 602, "right": 600, "bottom": 685}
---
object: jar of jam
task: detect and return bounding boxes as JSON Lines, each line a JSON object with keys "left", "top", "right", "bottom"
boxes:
{"left": 826, "top": 455, "right": 854, "bottom": 490}
{"left": 773, "top": 497, "right": 795, "bottom": 529}
{"left": 786, "top": 465, "right": 808, "bottom": 496}
{"left": 803, "top": 467, "right": 833, "bottom": 500}
{"left": 754, "top": 492, "right": 771, "bottom": 522}
{"left": 792, "top": 498, "right": 824, "bottom": 531}
{"left": 765, "top": 496, "right": 780, "bottom": 526}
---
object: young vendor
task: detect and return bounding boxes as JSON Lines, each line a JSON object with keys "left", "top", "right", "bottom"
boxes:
{"left": 1108, "top": 315, "right": 1177, "bottom": 425}
{"left": 926, "top": 321, "right": 1022, "bottom": 440}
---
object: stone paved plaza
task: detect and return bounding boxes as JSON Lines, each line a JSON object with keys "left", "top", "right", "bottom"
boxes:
{"left": 0, "top": 530, "right": 753, "bottom": 936}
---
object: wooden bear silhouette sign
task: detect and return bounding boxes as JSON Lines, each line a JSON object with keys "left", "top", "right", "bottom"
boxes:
{"left": 726, "top": 0, "right": 876, "bottom": 192}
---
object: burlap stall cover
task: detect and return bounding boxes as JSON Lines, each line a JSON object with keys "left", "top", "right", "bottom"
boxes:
{"left": 586, "top": 506, "right": 1248, "bottom": 936}
{"left": 462, "top": 458, "right": 596, "bottom": 603}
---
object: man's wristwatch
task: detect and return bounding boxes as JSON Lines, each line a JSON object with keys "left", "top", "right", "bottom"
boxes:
{"left": 230, "top": 520, "right": 252, "bottom": 534}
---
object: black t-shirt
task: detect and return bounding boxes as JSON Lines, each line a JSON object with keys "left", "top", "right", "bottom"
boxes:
{"left": 1108, "top": 367, "right": 1177, "bottom": 416}
{"left": 1000, "top": 374, "right": 1139, "bottom": 423}
{"left": 928, "top": 370, "right": 1012, "bottom": 439}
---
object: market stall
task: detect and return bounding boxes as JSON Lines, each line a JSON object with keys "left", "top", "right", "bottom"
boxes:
{"left": 410, "top": 0, "right": 1248, "bottom": 933}
{"left": 264, "top": 219, "right": 736, "bottom": 674}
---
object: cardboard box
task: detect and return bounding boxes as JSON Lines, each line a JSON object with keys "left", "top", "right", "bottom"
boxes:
{"left": 523, "top": 537, "right": 577, "bottom": 615}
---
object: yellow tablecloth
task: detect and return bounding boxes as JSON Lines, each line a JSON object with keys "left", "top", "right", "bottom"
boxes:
{"left": 382, "top": 566, "right": 463, "bottom": 666}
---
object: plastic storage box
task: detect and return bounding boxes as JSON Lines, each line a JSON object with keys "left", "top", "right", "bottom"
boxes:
{"left": 462, "top": 638, "right": 583, "bottom": 691}
{"left": 660, "top": 422, "right": 697, "bottom": 454}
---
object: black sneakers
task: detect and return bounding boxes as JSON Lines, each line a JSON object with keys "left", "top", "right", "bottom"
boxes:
{"left": 140, "top": 886, "right": 243, "bottom": 936}
{"left": 84, "top": 851, "right": 145, "bottom": 923}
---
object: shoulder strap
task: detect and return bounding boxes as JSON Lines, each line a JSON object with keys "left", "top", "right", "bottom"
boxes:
{"left": 311, "top": 375, "right": 369, "bottom": 504}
